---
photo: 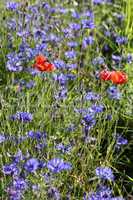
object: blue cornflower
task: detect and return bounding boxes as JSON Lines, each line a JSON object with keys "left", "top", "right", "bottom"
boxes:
{"left": 26, "top": 67, "right": 40, "bottom": 76}
{"left": 66, "top": 74, "right": 76, "bottom": 80}
{"left": 66, "top": 63, "right": 77, "bottom": 70}
{"left": 3, "top": 163, "right": 19, "bottom": 175}
{"left": 6, "top": 2, "right": 20, "bottom": 11}
{"left": 12, "top": 150, "right": 24, "bottom": 163}
{"left": 55, "top": 87, "right": 68, "bottom": 100}
{"left": 6, "top": 53, "right": 23, "bottom": 72}
{"left": 42, "top": 2, "right": 50, "bottom": 10}
{"left": 63, "top": 28, "right": 74, "bottom": 39}
{"left": 34, "top": 43, "right": 48, "bottom": 54}
{"left": 71, "top": 10, "right": 80, "bottom": 19}
{"left": 69, "top": 23, "right": 81, "bottom": 31}
{"left": 49, "top": 33, "right": 60, "bottom": 43}
{"left": 10, "top": 112, "right": 33, "bottom": 122}
{"left": 82, "top": 10, "right": 94, "bottom": 18}
{"left": 7, "top": 19, "right": 16, "bottom": 30}
{"left": 115, "top": 134, "right": 128, "bottom": 149}
{"left": 84, "top": 185, "right": 124, "bottom": 200}
{"left": 48, "top": 187, "right": 60, "bottom": 200}
{"left": 85, "top": 92, "right": 101, "bottom": 101}
{"left": 106, "top": 114, "right": 112, "bottom": 121}
{"left": 26, "top": 80, "right": 35, "bottom": 89}
{"left": 6, "top": 187, "right": 22, "bottom": 200}
{"left": 82, "top": 19, "right": 95, "bottom": 29}
{"left": 30, "top": 130, "right": 46, "bottom": 141}
{"left": 107, "top": 86, "right": 121, "bottom": 100}
{"left": 91, "top": 104, "right": 104, "bottom": 114}
{"left": 56, "top": 143, "right": 72, "bottom": 154}
{"left": 13, "top": 177, "right": 28, "bottom": 191}
{"left": 126, "top": 53, "right": 133, "bottom": 64}
{"left": 35, "top": 143, "right": 47, "bottom": 150}
{"left": 0, "top": 134, "right": 6, "bottom": 143}
{"left": 65, "top": 50, "right": 76, "bottom": 59}
{"left": 27, "top": 131, "right": 44, "bottom": 140}
{"left": 112, "top": 55, "right": 122, "bottom": 64}
{"left": 53, "top": 73, "right": 67, "bottom": 85}
{"left": 54, "top": 59, "right": 66, "bottom": 69}
{"left": 58, "top": 7, "right": 67, "bottom": 14}
{"left": 38, "top": 160, "right": 46, "bottom": 169}
{"left": 95, "top": 166, "right": 114, "bottom": 181}
{"left": 104, "top": 30, "right": 111, "bottom": 37}
{"left": 92, "top": 57, "right": 105, "bottom": 66}
{"left": 115, "top": 36, "right": 127, "bottom": 45}
{"left": 84, "top": 185, "right": 112, "bottom": 199}
{"left": 82, "top": 114, "right": 96, "bottom": 133}
{"left": 47, "top": 158, "right": 72, "bottom": 173}
{"left": 67, "top": 41, "right": 78, "bottom": 48}
{"left": 24, "top": 158, "right": 39, "bottom": 173}
{"left": 82, "top": 36, "right": 94, "bottom": 48}
{"left": 93, "top": 0, "right": 103, "bottom": 4}
{"left": 34, "top": 29, "right": 46, "bottom": 39}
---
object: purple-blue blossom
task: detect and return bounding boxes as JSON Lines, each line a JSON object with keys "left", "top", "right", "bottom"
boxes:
{"left": 12, "top": 177, "right": 28, "bottom": 191}
{"left": 2, "top": 163, "right": 19, "bottom": 176}
{"left": 82, "top": 36, "right": 94, "bottom": 48}
{"left": 91, "top": 104, "right": 104, "bottom": 114}
{"left": 0, "top": 134, "right": 6, "bottom": 143}
{"left": 95, "top": 166, "right": 114, "bottom": 181}
{"left": 6, "top": 2, "right": 20, "bottom": 11}
{"left": 55, "top": 86, "right": 68, "bottom": 100}
{"left": 69, "top": 23, "right": 81, "bottom": 31}
{"left": 82, "top": 19, "right": 95, "bottom": 29}
{"left": 82, "top": 114, "right": 96, "bottom": 130}
{"left": 54, "top": 59, "right": 66, "bottom": 69}
{"left": 112, "top": 55, "right": 122, "bottom": 63}
{"left": 55, "top": 143, "right": 72, "bottom": 154}
{"left": 47, "top": 187, "right": 60, "bottom": 200}
{"left": 115, "top": 36, "right": 127, "bottom": 45}
{"left": 93, "top": 0, "right": 103, "bottom": 4}
{"left": 85, "top": 92, "right": 101, "bottom": 101}
{"left": 115, "top": 134, "right": 128, "bottom": 149}
{"left": 67, "top": 41, "right": 78, "bottom": 48}
{"left": 6, "top": 53, "right": 23, "bottom": 72}
{"left": 47, "top": 158, "right": 72, "bottom": 173}
{"left": 10, "top": 112, "right": 33, "bottom": 122}
{"left": 24, "top": 158, "right": 39, "bottom": 173}
{"left": 92, "top": 57, "right": 105, "bottom": 65}
{"left": 107, "top": 86, "right": 121, "bottom": 100}
{"left": 65, "top": 50, "right": 77, "bottom": 59}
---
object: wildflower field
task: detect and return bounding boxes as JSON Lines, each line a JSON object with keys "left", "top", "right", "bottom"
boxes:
{"left": 0, "top": 0, "right": 133, "bottom": 199}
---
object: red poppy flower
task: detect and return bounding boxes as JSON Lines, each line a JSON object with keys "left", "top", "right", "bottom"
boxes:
{"left": 35, "top": 54, "right": 47, "bottom": 65}
{"left": 33, "top": 54, "right": 55, "bottom": 72}
{"left": 111, "top": 71, "right": 128, "bottom": 84}
{"left": 99, "top": 70, "right": 112, "bottom": 81}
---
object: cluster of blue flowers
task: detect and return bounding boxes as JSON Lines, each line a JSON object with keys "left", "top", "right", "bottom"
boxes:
{"left": 0, "top": 0, "right": 130, "bottom": 199}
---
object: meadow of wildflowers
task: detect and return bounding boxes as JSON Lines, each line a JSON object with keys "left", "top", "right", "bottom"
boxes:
{"left": 0, "top": 0, "right": 133, "bottom": 199}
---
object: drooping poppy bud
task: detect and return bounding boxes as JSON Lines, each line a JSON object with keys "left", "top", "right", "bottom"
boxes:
{"left": 111, "top": 71, "right": 128, "bottom": 84}
{"left": 99, "top": 70, "right": 112, "bottom": 81}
